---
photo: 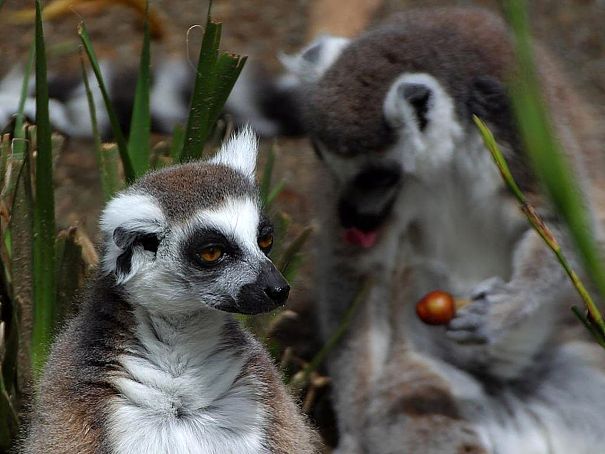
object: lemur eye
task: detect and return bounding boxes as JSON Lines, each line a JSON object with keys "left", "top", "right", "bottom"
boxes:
{"left": 258, "top": 233, "right": 274, "bottom": 252}
{"left": 199, "top": 246, "right": 224, "bottom": 264}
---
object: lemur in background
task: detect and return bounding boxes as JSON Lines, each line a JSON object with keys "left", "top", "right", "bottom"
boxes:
{"left": 22, "top": 128, "right": 319, "bottom": 454}
{"left": 228, "top": 7, "right": 605, "bottom": 454}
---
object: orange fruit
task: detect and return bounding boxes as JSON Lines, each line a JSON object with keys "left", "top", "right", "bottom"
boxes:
{"left": 416, "top": 290, "right": 456, "bottom": 325}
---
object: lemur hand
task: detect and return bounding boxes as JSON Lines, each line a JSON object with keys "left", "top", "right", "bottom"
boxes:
{"left": 445, "top": 277, "right": 512, "bottom": 345}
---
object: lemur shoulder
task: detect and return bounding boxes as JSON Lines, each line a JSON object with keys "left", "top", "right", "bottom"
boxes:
{"left": 22, "top": 129, "right": 319, "bottom": 454}
{"left": 234, "top": 7, "right": 605, "bottom": 454}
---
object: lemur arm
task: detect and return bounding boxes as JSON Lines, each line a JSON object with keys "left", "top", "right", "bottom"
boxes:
{"left": 445, "top": 225, "right": 576, "bottom": 380}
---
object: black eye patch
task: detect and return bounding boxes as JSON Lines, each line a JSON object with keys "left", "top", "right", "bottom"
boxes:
{"left": 182, "top": 228, "right": 241, "bottom": 268}
{"left": 258, "top": 216, "right": 274, "bottom": 237}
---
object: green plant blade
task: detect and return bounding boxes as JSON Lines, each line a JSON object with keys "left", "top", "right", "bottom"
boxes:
{"left": 12, "top": 43, "right": 35, "bottom": 159}
{"left": 180, "top": 3, "right": 247, "bottom": 162}
{"left": 180, "top": 17, "right": 221, "bottom": 162}
{"left": 79, "top": 53, "right": 123, "bottom": 200}
{"left": 170, "top": 124, "right": 185, "bottom": 162}
{"left": 475, "top": 115, "right": 605, "bottom": 340}
{"left": 503, "top": 1, "right": 605, "bottom": 315}
{"left": 288, "top": 277, "right": 373, "bottom": 392}
{"left": 278, "top": 226, "right": 312, "bottom": 282}
{"left": 31, "top": 0, "right": 56, "bottom": 378}
{"left": 127, "top": 3, "right": 151, "bottom": 177}
{"left": 260, "top": 145, "right": 276, "bottom": 207}
{"left": 78, "top": 22, "right": 135, "bottom": 183}
{"left": 207, "top": 52, "right": 247, "bottom": 123}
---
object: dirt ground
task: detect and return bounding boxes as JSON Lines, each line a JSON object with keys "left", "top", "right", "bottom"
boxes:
{"left": 1, "top": 0, "right": 604, "bottom": 448}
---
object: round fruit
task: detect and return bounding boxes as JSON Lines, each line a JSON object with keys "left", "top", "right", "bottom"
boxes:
{"left": 416, "top": 290, "right": 456, "bottom": 325}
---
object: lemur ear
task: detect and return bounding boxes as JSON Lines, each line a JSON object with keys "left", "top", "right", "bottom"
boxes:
{"left": 100, "top": 193, "right": 166, "bottom": 284}
{"left": 210, "top": 126, "right": 259, "bottom": 178}
{"left": 384, "top": 74, "right": 434, "bottom": 131}
{"left": 279, "top": 35, "right": 350, "bottom": 83}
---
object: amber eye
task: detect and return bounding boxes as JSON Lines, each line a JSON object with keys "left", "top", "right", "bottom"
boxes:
{"left": 258, "top": 233, "right": 274, "bottom": 252}
{"left": 199, "top": 246, "right": 224, "bottom": 264}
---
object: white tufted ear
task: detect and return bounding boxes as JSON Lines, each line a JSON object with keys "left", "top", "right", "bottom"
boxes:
{"left": 210, "top": 126, "right": 259, "bottom": 178}
{"left": 100, "top": 192, "right": 166, "bottom": 284}
{"left": 383, "top": 73, "right": 463, "bottom": 174}
{"left": 279, "top": 35, "right": 350, "bottom": 83}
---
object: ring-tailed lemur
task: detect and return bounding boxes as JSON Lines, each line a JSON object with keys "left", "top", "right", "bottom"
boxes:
{"left": 229, "top": 7, "right": 605, "bottom": 454}
{"left": 22, "top": 128, "right": 319, "bottom": 454}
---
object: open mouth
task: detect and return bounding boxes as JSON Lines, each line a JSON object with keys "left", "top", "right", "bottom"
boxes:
{"left": 343, "top": 227, "right": 379, "bottom": 248}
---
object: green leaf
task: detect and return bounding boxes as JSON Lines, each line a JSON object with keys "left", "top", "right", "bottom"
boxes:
{"left": 503, "top": 0, "right": 605, "bottom": 328}
{"left": 180, "top": 17, "right": 221, "bottom": 162}
{"left": 260, "top": 145, "right": 276, "bottom": 206}
{"left": 127, "top": 2, "right": 151, "bottom": 177}
{"left": 79, "top": 53, "right": 123, "bottom": 200}
{"left": 278, "top": 226, "right": 312, "bottom": 282}
{"left": 180, "top": 3, "right": 247, "bottom": 162}
{"left": 31, "top": 0, "right": 57, "bottom": 378}
{"left": 78, "top": 22, "right": 136, "bottom": 183}
{"left": 170, "top": 124, "right": 186, "bottom": 162}
{"left": 12, "top": 43, "right": 35, "bottom": 159}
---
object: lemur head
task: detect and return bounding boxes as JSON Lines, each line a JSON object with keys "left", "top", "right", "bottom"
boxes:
{"left": 100, "top": 127, "right": 289, "bottom": 316}
{"left": 284, "top": 9, "right": 516, "bottom": 248}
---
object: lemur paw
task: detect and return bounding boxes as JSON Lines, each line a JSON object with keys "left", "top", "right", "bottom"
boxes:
{"left": 446, "top": 277, "right": 508, "bottom": 345}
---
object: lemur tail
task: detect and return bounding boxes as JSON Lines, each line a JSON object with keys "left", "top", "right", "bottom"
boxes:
{"left": 0, "top": 57, "right": 305, "bottom": 139}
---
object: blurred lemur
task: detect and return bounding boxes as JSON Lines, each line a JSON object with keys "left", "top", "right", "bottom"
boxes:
{"left": 230, "top": 7, "right": 605, "bottom": 454}
{"left": 22, "top": 128, "right": 318, "bottom": 453}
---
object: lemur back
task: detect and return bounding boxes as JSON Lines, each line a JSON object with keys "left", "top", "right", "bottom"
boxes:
{"left": 22, "top": 129, "right": 319, "bottom": 454}
{"left": 228, "top": 7, "right": 605, "bottom": 454}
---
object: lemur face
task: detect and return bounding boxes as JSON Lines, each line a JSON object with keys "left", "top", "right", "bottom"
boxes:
{"left": 288, "top": 36, "right": 463, "bottom": 248}
{"left": 100, "top": 128, "right": 290, "bottom": 315}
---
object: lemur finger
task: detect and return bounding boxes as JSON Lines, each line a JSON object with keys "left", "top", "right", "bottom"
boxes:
{"left": 445, "top": 329, "right": 488, "bottom": 345}
{"left": 447, "top": 313, "right": 483, "bottom": 331}
{"left": 470, "top": 276, "right": 506, "bottom": 300}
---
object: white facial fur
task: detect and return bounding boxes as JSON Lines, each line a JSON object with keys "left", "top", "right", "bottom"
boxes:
{"left": 210, "top": 125, "right": 259, "bottom": 178}
{"left": 99, "top": 127, "right": 268, "bottom": 315}
{"left": 383, "top": 72, "right": 463, "bottom": 177}
{"left": 280, "top": 35, "right": 350, "bottom": 83}
{"left": 102, "top": 193, "right": 267, "bottom": 315}
{"left": 100, "top": 191, "right": 167, "bottom": 284}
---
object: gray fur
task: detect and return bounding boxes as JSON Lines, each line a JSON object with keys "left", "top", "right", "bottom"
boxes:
{"left": 132, "top": 162, "right": 257, "bottom": 222}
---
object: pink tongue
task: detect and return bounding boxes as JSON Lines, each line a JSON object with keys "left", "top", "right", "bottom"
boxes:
{"left": 343, "top": 228, "right": 378, "bottom": 248}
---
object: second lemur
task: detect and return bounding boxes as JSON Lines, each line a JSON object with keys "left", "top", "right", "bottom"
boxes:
{"left": 233, "top": 7, "right": 605, "bottom": 454}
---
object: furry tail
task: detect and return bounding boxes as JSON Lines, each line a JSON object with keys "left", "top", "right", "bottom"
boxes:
{"left": 0, "top": 57, "right": 305, "bottom": 139}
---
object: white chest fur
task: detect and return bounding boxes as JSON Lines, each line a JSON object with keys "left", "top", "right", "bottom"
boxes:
{"left": 397, "top": 134, "right": 525, "bottom": 293}
{"left": 106, "top": 309, "right": 267, "bottom": 454}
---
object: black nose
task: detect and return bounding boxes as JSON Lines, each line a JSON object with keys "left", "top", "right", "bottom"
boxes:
{"left": 264, "top": 284, "right": 290, "bottom": 304}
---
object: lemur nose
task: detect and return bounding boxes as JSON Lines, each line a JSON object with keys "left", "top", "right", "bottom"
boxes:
{"left": 265, "top": 284, "right": 290, "bottom": 304}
